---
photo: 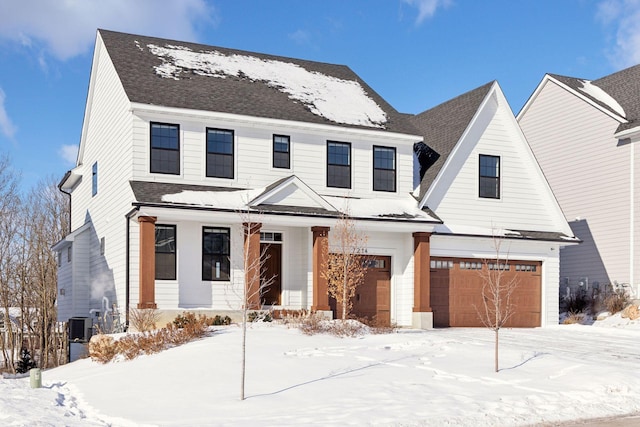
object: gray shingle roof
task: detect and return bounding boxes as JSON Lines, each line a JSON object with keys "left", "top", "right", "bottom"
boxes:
{"left": 98, "top": 29, "right": 419, "bottom": 134}
{"left": 130, "top": 181, "right": 242, "bottom": 204}
{"left": 549, "top": 64, "right": 640, "bottom": 133}
{"left": 410, "top": 82, "right": 494, "bottom": 198}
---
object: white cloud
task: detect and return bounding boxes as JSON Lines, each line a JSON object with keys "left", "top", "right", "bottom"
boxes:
{"left": 0, "top": 88, "right": 17, "bottom": 140}
{"left": 402, "top": 0, "right": 452, "bottom": 25}
{"left": 58, "top": 144, "right": 78, "bottom": 166}
{"left": 597, "top": 0, "right": 640, "bottom": 68}
{"left": 288, "top": 29, "right": 311, "bottom": 45}
{"left": 0, "top": 0, "right": 216, "bottom": 61}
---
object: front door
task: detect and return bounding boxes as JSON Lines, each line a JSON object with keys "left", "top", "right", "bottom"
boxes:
{"left": 260, "top": 242, "right": 282, "bottom": 305}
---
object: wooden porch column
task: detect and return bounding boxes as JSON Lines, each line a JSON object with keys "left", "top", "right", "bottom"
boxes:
{"left": 311, "top": 226, "right": 330, "bottom": 311}
{"left": 243, "top": 222, "right": 262, "bottom": 310}
{"left": 138, "top": 216, "right": 157, "bottom": 309}
{"left": 413, "top": 232, "right": 432, "bottom": 313}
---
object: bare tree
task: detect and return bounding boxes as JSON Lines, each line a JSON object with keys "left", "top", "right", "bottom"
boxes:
{"left": 236, "top": 212, "right": 275, "bottom": 401}
{"left": 322, "top": 213, "right": 369, "bottom": 320}
{"left": 475, "top": 237, "right": 518, "bottom": 373}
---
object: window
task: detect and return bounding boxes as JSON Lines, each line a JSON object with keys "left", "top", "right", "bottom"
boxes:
{"left": 488, "top": 263, "right": 510, "bottom": 271}
{"left": 460, "top": 261, "right": 482, "bottom": 270}
{"left": 67, "top": 246, "right": 72, "bottom": 263}
{"left": 155, "top": 225, "right": 176, "bottom": 280}
{"left": 260, "top": 232, "right": 283, "bottom": 242}
{"left": 92, "top": 162, "right": 98, "bottom": 196}
{"left": 373, "top": 146, "right": 396, "bottom": 192}
{"left": 273, "top": 135, "right": 290, "bottom": 169}
{"left": 202, "top": 227, "right": 230, "bottom": 281}
{"left": 479, "top": 155, "right": 500, "bottom": 199}
{"left": 57, "top": 251, "right": 61, "bottom": 267}
{"left": 430, "top": 260, "right": 453, "bottom": 269}
{"left": 206, "top": 128, "right": 234, "bottom": 179}
{"left": 327, "top": 141, "right": 351, "bottom": 188}
{"left": 515, "top": 264, "right": 537, "bottom": 272}
{"left": 100, "top": 237, "right": 105, "bottom": 255}
{"left": 150, "top": 123, "right": 180, "bottom": 175}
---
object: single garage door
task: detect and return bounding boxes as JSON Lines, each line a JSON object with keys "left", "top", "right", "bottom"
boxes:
{"left": 430, "top": 257, "right": 541, "bottom": 327}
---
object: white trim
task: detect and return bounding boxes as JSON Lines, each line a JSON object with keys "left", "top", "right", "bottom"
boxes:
{"left": 249, "top": 175, "right": 337, "bottom": 212}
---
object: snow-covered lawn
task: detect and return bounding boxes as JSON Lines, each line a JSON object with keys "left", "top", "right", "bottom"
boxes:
{"left": 2, "top": 317, "right": 640, "bottom": 426}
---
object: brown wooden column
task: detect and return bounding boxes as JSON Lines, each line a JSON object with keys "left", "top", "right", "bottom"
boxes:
{"left": 311, "top": 226, "right": 330, "bottom": 311}
{"left": 138, "top": 216, "right": 157, "bottom": 309}
{"left": 243, "top": 222, "right": 262, "bottom": 310}
{"left": 413, "top": 232, "right": 432, "bottom": 313}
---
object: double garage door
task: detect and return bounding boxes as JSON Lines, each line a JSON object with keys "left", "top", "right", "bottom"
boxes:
{"left": 430, "top": 257, "right": 542, "bottom": 328}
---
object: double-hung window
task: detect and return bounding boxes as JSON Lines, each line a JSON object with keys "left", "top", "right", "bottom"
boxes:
{"left": 327, "top": 141, "right": 351, "bottom": 189}
{"left": 92, "top": 162, "right": 98, "bottom": 196}
{"left": 155, "top": 224, "right": 176, "bottom": 280}
{"left": 373, "top": 146, "right": 396, "bottom": 192}
{"left": 150, "top": 123, "right": 180, "bottom": 175}
{"left": 273, "top": 135, "right": 290, "bottom": 169}
{"left": 202, "top": 227, "right": 230, "bottom": 281}
{"left": 479, "top": 154, "right": 500, "bottom": 199}
{"left": 206, "top": 128, "right": 234, "bottom": 179}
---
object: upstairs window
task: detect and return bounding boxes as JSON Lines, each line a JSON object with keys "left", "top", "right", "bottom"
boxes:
{"left": 155, "top": 225, "right": 176, "bottom": 280}
{"left": 150, "top": 123, "right": 180, "bottom": 175}
{"left": 273, "top": 135, "right": 290, "bottom": 169}
{"left": 327, "top": 141, "right": 351, "bottom": 189}
{"left": 479, "top": 154, "right": 500, "bottom": 199}
{"left": 202, "top": 227, "right": 230, "bottom": 281}
{"left": 92, "top": 162, "right": 98, "bottom": 197}
{"left": 207, "top": 128, "right": 234, "bottom": 179}
{"left": 373, "top": 146, "right": 396, "bottom": 192}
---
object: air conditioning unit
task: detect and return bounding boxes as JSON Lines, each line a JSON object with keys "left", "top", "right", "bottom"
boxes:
{"left": 69, "top": 317, "right": 93, "bottom": 342}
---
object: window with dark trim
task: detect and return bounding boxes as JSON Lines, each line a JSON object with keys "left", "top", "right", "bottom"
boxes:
{"left": 479, "top": 154, "right": 500, "bottom": 199}
{"left": 92, "top": 162, "right": 98, "bottom": 196}
{"left": 327, "top": 141, "right": 351, "bottom": 188}
{"left": 206, "top": 128, "right": 234, "bottom": 179}
{"left": 150, "top": 122, "right": 180, "bottom": 175}
{"left": 273, "top": 134, "right": 290, "bottom": 169}
{"left": 155, "top": 224, "right": 176, "bottom": 280}
{"left": 373, "top": 146, "right": 396, "bottom": 192}
{"left": 202, "top": 227, "right": 230, "bottom": 281}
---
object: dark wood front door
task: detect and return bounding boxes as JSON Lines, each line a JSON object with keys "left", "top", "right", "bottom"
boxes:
{"left": 260, "top": 243, "right": 281, "bottom": 305}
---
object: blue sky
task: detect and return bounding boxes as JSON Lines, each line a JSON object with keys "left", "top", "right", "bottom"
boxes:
{"left": 0, "top": 0, "right": 638, "bottom": 191}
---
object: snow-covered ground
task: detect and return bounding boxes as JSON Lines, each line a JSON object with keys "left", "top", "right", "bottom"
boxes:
{"left": 1, "top": 314, "right": 640, "bottom": 427}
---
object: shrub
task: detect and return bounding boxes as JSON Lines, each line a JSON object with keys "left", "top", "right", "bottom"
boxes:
{"left": 129, "top": 308, "right": 161, "bottom": 332}
{"left": 15, "top": 348, "right": 37, "bottom": 373}
{"left": 297, "top": 312, "right": 327, "bottom": 335}
{"left": 562, "top": 312, "right": 586, "bottom": 325}
{"left": 604, "top": 289, "right": 630, "bottom": 314}
{"left": 88, "top": 335, "right": 118, "bottom": 363}
{"left": 247, "top": 311, "right": 272, "bottom": 322}
{"left": 562, "top": 288, "right": 590, "bottom": 314}
{"left": 210, "top": 315, "right": 232, "bottom": 326}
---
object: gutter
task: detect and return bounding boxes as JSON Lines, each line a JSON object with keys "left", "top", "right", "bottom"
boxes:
{"left": 124, "top": 206, "right": 140, "bottom": 331}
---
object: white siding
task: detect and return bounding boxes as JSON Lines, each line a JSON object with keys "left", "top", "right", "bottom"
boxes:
{"left": 519, "top": 80, "right": 631, "bottom": 287}
{"left": 429, "top": 95, "right": 566, "bottom": 233}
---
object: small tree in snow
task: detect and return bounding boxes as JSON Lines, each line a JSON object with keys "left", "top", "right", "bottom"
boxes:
{"left": 475, "top": 236, "right": 518, "bottom": 373}
{"left": 322, "top": 213, "right": 369, "bottom": 320}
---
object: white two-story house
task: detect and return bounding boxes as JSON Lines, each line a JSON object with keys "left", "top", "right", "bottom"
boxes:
{"left": 54, "top": 29, "right": 576, "bottom": 331}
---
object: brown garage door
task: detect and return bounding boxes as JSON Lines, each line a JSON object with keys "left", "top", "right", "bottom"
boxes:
{"left": 430, "top": 257, "right": 541, "bottom": 327}
{"left": 330, "top": 256, "right": 391, "bottom": 325}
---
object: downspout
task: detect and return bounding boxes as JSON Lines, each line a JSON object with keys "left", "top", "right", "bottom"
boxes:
{"left": 125, "top": 207, "right": 140, "bottom": 331}
{"left": 630, "top": 141, "right": 635, "bottom": 292}
{"left": 57, "top": 171, "right": 72, "bottom": 232}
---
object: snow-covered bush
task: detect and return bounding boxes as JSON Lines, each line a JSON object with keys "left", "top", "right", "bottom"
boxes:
{"left": 15, "top": 348, "right": 37, "bottom": 373}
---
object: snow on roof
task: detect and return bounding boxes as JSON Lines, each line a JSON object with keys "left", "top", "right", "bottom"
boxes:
{"left": 577, "top": 79, "right": 626, "bottom": 117}
{"left": 161, "top": 188, "right": 265, "bottom": 209}
{"left": 147, "top": 44, "right": 388, "bottom": 128}
{"left": 324, "top": 194, "right": 435, "bottom": 221}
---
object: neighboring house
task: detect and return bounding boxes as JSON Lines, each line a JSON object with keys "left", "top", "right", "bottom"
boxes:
{"left": 518, "top": 66, "right": 640, "bottom": 298}
{"left": 54, "top": 29, "right": 576, "bottom": 331}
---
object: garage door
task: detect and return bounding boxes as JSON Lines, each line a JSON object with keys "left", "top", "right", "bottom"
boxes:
{"left": 430, "top": 257, "right": 541, "bottom": 327}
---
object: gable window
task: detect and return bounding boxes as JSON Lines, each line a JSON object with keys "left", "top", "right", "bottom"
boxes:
{"left": 327, "top": 141, "right": 351, "bottom": 189}
{"left": 202, "top": 227, "right": 230, "bottom": 281}
{"left": 92, "top": 162, "right": 98, "bottom": 196}
{"left": 206, "top": 128, "right": 234, "bottom": 179}
{"left": 150, "top": 122, "right": 180, "bottom": 175}
{"left": 479, "top": 154, "right": 500, "bottom": 199}
{"left": 373, "top": 146, "right": 396, "bottom": 192}
{"left": 273, "top": 135, "right": 290, "bottom": 169}
{"left": 155, "top": 225, "right": 176, "bottom": 280}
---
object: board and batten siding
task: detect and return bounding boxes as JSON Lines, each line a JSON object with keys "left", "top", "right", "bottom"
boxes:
{"left": 67, "top": 34, "right": 137, "bottom": 319}
{"left": 519, "top": 79, "right": 631, "bottom": 287}
{"left": 428, "top": 97, "right": 566, "bottom": 233}
{"left": 130, "top": 113, "right": 417, "bottom": 199}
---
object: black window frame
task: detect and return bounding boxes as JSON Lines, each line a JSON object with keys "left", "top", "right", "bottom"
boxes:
{"left": 206, "top": 128, "right": 234, "bottom": 179}
{"left": 155, "top": 224, "right": 176, "bottom": 281}
{"left": 91, "top": 161, "right": 98, "bottom": 197}
{"left": 326, "top": 141, "right": 351, "bottom": 189}
{"left": 202, "top": 227, "right": 231, "bottom": 281}
{"left": 273, "top": 134, "right": 291, "bottom": 169}
{"left": 373, "top": 145, "right": 396, "bottom": 192}
{"left": 479, "top": 154, "right": 500, "bottom": 199}
{"left": 150, "top": 122, "right": 180, "bottom": 175}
